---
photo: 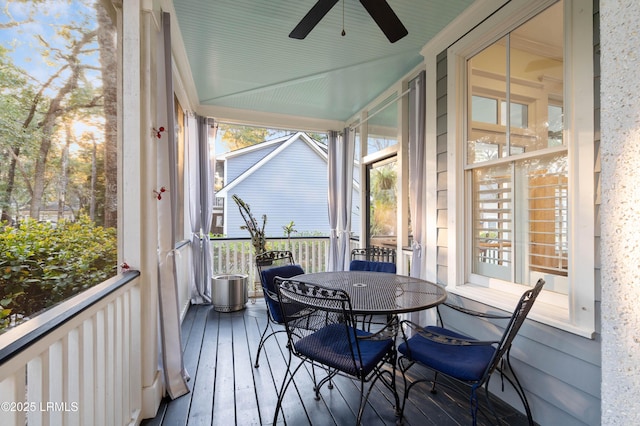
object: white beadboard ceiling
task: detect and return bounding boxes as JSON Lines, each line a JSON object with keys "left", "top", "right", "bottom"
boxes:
{"left": 171, "top": 0, "right": 474, "bottom": 125}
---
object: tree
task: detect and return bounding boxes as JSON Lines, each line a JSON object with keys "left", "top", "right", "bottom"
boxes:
{"left": 219, "top": 124, "right": 272, "bottom": 151}
{"left": 29, "top": 28, "right": 101, "bottom": 219}
{"left": 0, "top": 46, "right": 30, "bottom": 223}
{"left": 0, "top": 1, "right": 109, "bottom": 223}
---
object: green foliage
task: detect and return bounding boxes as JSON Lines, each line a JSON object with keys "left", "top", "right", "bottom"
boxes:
{"left": 219, "top": 124, "right": 272, "bottom": 151}
{"left": 282, "top": 221, "right": 297, "bottom": 239}
{"left": 0, "top": 216, "right": 116, "bottom": 330}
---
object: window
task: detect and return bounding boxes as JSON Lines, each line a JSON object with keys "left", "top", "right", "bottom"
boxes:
{"left": 471, "top": 96, "right": 529, "bottom": 129}
{"left": 360, "top": 92, "right": 400, "bottom": 249}
{"left": 450, "top": 0, "right": 595, "bottom": 336}
{"left": 366, "top": 156, "right": 397, "bottom": 248}
{"left": 366, "top": 94, "right": 398, "bottom": 156}
{"left": 0, "top": 0, "right": 118, "bottom": 330}
{"left": 467, "top": 1, "right": 566, "bottom": 292}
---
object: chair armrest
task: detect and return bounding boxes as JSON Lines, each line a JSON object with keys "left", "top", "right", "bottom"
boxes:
{"left": 441, "top": 302, "right": 511, "bottom": 319}
{"left": 265, "top": 289, "right": 279, "bottom": 302}
{"left": 357, "top": 316, "right": 398, "bottom": 341}
{"left": 400, "top": 320, "right": 498, "bottom": 346}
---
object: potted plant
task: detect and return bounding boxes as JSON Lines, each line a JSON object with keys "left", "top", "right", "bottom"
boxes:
{"left": 232, "top": 194, "right": 267, "bottom": 257}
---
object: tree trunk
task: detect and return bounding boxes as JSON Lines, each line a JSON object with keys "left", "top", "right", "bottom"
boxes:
{"left": 29, "top": 30, "right": 96, "bottom": 219}
{"left": 96, "top": 2, "right": 117, "bottom": 228}
{"left": 30, "top": 121, "right": 56, "bottom": 219}
{"left": 90, "top": 137, "right": 97, "bottom": 220}
{"left": 0, "top": 146, "right": 19, "bottom": 223}
{"left": 57, "top": 125, "right": 71, "bottom": 222}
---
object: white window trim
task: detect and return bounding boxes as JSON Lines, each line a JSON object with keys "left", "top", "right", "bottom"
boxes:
{"left": 446, "top": 0, "right": 595, "bottom": 338}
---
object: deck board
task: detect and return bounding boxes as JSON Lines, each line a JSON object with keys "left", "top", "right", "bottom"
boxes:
{"left": 142, "top": 301, "right": 532, "bottom": 426}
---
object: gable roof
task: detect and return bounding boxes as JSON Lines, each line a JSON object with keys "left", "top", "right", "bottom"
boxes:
{"left": 216, "top": 132, "right": 328, "bottom": 197}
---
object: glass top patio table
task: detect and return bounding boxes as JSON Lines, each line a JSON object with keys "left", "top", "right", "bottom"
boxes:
{"left": 294, "top": 271, "right": 447, "bottom": 315}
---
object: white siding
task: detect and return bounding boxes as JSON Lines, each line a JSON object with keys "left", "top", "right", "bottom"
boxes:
{"left": 226, "top": 140, "right": 331, "bottom": 238}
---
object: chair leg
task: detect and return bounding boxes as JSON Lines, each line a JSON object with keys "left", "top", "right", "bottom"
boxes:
{"left": 386, "top": 351, "right": 400, "bottom": 417}
{"left": 314, "top": 368, "right": 338, "bottom": 399}
{"left": 481, "top": 379, "right": 501, "bottom": 425}
{"left": 502, "top": 352, "right": 535, "bottom": 426}
{"left": 356, "top": 377, "right": 367, "bottom": 425}
{"left": 397, "top": 358, "right": 410, "bottom": 423}
{"left": 470, "top": 387, "right": 480, "bottom": 426}
{"left": 273, "top": 352, "right": 305, "bottom": 425}
{"left": 254, "top": 318, "right": 271, "bottom": 368}
{"left": 355, "top": 355, "right": 399, "bottom": 424}
{"left": 430, "top": 372, "right": 439, "bottom": 394}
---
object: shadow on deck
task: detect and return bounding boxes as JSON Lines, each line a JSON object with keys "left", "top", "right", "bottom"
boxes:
{"left": 142, "top": 301, "right": 532, "bottom": 426}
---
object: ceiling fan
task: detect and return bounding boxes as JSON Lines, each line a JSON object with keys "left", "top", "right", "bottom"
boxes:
{"left": 289, "top": 0, "right": 408, "bottom": 43}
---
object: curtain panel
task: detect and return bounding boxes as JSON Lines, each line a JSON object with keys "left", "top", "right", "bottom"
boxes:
{"left": 338, "top": 127, "right": 355, "bottom": 271}
{"left": 327, "top": 131, "right": 340, "bottom": 271}
{"left": 156, "top": 11, "right": 189, "bottom": 399}
{"left": 409, "top": 71, "right": 426, "bottom": 279}
{"left": 189, "top": 115, "right": 215, "bottom": 304}
{"left": 328, "top": 129, "right": 355, "bottom": 271}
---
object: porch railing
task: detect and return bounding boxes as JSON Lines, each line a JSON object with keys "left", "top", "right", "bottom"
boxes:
{"left": 0, "top": 271, "right": 142, "bottom": 426}
{"left": 210, "top": 237, "right": 359, "bottom": 296}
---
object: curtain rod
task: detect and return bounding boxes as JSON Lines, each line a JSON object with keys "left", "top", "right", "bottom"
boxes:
{"left": 348, "top": 86, "right": 411, "bottom": 131}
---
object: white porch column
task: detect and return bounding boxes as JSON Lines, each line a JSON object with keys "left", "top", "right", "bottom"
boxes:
{"left": 120, "top": 0, "right": 162, "bottom": 418}
{"left": 600, "top": 1, "right": 640, "bottom": 424}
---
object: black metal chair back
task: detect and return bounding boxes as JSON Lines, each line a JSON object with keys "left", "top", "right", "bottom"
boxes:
{"left": 350, "top": 247, "right": 397, "bottom": 273}
{"left": 253, "top": 250, "right": 301, "bottom": 368}
{"left": 350, "top": 246, "right": 396, "bottom": 263}
{"left": 256, "top": 250, "right": 294, "bottom": 273}
{"left": 397, "top": 278, "right": 545, "bottom": 426}
{"left": 274, "top": 277, "right": 399, "bottom": 425}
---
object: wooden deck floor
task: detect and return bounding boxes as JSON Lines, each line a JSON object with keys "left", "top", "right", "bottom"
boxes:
{"left": 141, "top": 300, "right": 531, "bottom": 426}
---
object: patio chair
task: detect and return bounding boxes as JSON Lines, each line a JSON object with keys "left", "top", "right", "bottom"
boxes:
{"left": 273, "top": 277, "right": 400, "bottom": 425}
{"left": 350, "top": 247, "right": 397, "bottom": 273}
{"left": 350, "top": 247, "right": 397, "bottom": 330}
{"left": 397, "top": 278, "right": 545, "bottom": 426}
{"left": 254, "top": 250, "right": 304, "bottom": 368}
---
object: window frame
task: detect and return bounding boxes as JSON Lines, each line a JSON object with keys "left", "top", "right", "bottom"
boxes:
{"left": 446, "top": 0, "right": 595, "bottom": 337}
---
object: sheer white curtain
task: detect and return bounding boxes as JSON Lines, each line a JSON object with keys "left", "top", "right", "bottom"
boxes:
{"left": 409, "top": 71, "right": 426, "bottom": 279}
{"left": 327, "top": 130, "right": 340, "bottom": 271}
{"left": 338, "top": 128, "right": 355, "bottom": 271}
{"left": 328, "top": 129, "right": 355, "bottom": 271}
{"left": 409, "top": 71, "right": 434, "bottom": 325}
{"left": 189, "top": 115, "right": 215, "bottom": 304}
{"left": 156, "top": 11, "right": 189, "bottom": 399}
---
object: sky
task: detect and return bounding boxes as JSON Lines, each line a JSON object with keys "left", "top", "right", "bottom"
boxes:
{"left": 0, "top": 0, "right": 100, "bottom": 94}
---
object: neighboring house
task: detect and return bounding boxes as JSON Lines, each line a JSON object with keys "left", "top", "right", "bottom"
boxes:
{"left": 215, "top": 132, "right": 360, "bottom": 239}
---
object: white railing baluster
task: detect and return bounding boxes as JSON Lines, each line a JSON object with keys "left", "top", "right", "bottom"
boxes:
{"left": 121, "top": 291, "right": 131, "bottom": 424}
{"left": 0, "top": 367, "right": 27, "bottom": 425}
{"left": 81, "top": 318, "right": 95, "bottom": 426}
{"left": 27, "top": 351, "right": 48, "bottom": 426}
{"left": 66, "top": 329, "right": 80, "bottom": 426}
{"left": 49, "top": 341, "right": 63, "bottom": 425}
{"left": 105, "top": 302, "right": 115, "bottom": 426}
{"left": 94, "top": 309, "right": 106, "bottom": 426}
{"left": 114, "top": 297, "right": 123, "bottom": 424}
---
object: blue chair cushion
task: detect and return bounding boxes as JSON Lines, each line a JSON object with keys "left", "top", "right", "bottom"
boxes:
{"left": 295, "top": 323, "right": 394, "bottom": 377}
{"left": 260, "top": 264, "right": 304, "bottom": 323}
{"left": 349, "top": 260, "right": 397, "bottom": 273}
{"left": 397, "top": 326, "right": 496, "bottom": 382}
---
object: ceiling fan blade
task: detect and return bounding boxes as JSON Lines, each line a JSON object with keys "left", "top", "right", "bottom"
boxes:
{"left": 289, "top": 0, "right": 339, "bottom": 39}
{"left": 360, "top": 0, "right": 408, "bottom": 43}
